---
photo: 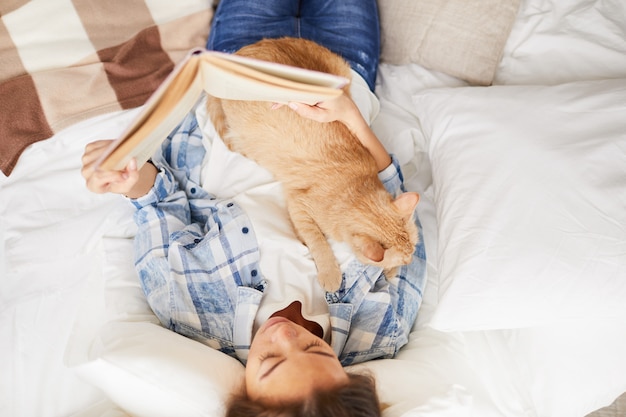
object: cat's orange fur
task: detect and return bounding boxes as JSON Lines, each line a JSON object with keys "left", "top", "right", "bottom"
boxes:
{"left": 207, "top": 37, "right": 419, "bottom": 291}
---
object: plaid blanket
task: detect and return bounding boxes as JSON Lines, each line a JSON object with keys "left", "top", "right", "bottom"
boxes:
{"left": 0, "top": 0, "right": 213, "bottom": 176}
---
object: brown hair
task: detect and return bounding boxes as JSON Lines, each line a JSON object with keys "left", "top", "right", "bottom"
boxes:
{"left": 225, "top": 372, "right": 382, "bottom": 417}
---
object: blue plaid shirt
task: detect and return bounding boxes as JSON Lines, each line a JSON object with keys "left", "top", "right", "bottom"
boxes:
{"left": 131, "top": 111, "right": 427, "bottom": 366}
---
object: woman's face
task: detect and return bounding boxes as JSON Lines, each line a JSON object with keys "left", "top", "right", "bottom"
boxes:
{"left": 245, "top": 317, "right": 348, "bottom": 404}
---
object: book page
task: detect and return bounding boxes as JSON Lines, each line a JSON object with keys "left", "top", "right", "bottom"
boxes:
{"left": 97, "top": 53, "right": 204, "bottom": 171}
{"left": 200, "top": 59, "right": 344, "bottom": 104}
{"left": 200, "top": 51, "right": 347, "bottom": 104}
{"left": 95, "top": 48, "right": 350, "bottom": 171}
{"left": 204, "top": 51, "right": 349, "bottom": 89}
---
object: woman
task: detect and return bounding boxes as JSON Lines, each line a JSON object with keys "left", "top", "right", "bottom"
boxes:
{"left": 81, "top": 0, "right": 426, "bottom": 415}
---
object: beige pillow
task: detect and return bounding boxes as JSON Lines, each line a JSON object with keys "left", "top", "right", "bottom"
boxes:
{"left": 379, "top": 0, "right": 521, "bottom": 85}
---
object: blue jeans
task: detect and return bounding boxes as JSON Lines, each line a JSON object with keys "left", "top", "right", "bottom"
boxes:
{"left": 206, "top": 0, "right": 380, "bottom": 91}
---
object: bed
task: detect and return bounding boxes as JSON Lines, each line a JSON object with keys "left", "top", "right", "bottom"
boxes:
{"left": 2, "top": 0, "right": 625, "bottom": 416}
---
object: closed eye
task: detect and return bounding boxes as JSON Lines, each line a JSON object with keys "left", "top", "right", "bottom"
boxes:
{"left": 305, "top": 341, "right": 322, "bottom": 350}
{"left": 260, "top": 356, "right": 286, "bottom": 380}
{"left": 258, "top": 352, "right": 279, "bottom": 363}
{"left": 259, "top": 342, "right": 335, "bottom": 380}
{"left": 258, "top": 343, "right": 323, "bottom": 363}
{"left": 304, "top": 341, "right": 336, "bottom": 359}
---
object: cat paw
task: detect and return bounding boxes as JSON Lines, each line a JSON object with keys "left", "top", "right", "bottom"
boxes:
{"left": 383, "top": 266, "right": 398, "bottom": 279}
{"left": 317, "top": 264, "right": 343, "bottom": 292}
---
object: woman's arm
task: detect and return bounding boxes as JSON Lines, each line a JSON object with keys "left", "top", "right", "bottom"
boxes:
{"left": 82, "top": 119, "right": 262, "bottom": 339}
{"left": 81, "top": 139, "right": 158, "bottom": 198}
{"left": 280, "top": 93, "right": 392, "bottom": 171}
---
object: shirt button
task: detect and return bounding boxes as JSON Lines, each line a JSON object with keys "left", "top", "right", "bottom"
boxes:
{"left": 251, "top": 269, "right": 258, "bottom": 277}
{"left": 190, "top": 187, "right": 196, "bottom": 193}
{"left": 194, "top": 238, "right": 201, "bottom": 244}
{"left": 242, "top": 227, "right": 249, "bottom": 234}
{"left": 227, "top": 202, "right": 234, "bottom": 207}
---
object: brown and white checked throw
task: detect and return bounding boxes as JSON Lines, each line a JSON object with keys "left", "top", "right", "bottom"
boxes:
{"left": 0, "top": 0, "right": 212, "bottom": 176}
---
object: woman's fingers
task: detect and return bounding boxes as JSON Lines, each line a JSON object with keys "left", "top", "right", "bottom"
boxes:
{"left": 81, "top": 139, "right": 140, "bottom": 194}
{"left": 85, "top": 170, "right": 123, "bottom": 194}
{"left": 280, "top": 93, "right": 356, "bottom": 124}
{"left": 286, "top": 101, "right": 337, "bottom": 123}
{"left": 82, "top": 140, "right": 113, "bottom": 164}
{"left": 84, "top": 160, "right": 139, "bottom": 194}
{"left": 81, "top": 140, "right": 114, "bottom": 178}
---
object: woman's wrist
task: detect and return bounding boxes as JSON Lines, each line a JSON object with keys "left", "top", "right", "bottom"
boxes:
{"left": 125, "top": 160, "right": 158, "bottom": 199}
{"left": 337, "top": 95, "right": 364, "bottom": 133}
{"left": 342, "top": 109, "right": 392, "bottom": 172}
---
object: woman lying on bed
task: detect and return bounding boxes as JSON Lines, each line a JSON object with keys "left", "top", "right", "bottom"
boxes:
{"left": 81, "top": 0, "right": 426, "bottom": 415}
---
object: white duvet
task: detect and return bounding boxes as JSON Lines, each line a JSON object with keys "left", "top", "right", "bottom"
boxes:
{"left": 2, "top": 0, "right": 626, "bottom": 416}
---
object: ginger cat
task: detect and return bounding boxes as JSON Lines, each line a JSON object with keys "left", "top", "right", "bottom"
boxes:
{"left": 207, "top": 37, "right": 419, "bottom": 291}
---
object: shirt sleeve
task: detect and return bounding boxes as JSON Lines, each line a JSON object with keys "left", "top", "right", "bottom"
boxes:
{"left": 130, "top": 164, "right": 204, "bottom": 262}
{"left": 378, "top": 154, "right": 406, "bottom": 198}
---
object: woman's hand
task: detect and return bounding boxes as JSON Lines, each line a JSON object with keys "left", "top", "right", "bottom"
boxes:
{"left": 275, "top": 93, "right": 392, "bottom": 171}
{"left": 81, "top": 140, "right": 157, "bottom": 198}
{"left": 276, "top": 93, "right": 361, "bottom": 127}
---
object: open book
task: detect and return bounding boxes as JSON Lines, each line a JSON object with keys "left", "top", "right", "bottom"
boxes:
{"left": 96, "top": 48, "right": 350, "bottom": 171}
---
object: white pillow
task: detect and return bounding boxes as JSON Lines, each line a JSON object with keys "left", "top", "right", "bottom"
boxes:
{"left": 414, "top": 78, "right": 626, "bottom": 331}
{"left": 495, "top": 0, "right": 626, "bottom": 85}
{"left": 67, "top": 235, "right": 245, "bottom": 417}
{"left": 73, "top": 321, "right": 245, "bottom": 417}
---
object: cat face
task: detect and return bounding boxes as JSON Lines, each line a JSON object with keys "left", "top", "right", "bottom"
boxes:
{"left": 350, "top": 192, "right": 420, "bottom": 269}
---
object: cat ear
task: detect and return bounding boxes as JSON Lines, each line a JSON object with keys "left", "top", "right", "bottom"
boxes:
{"left": 353, "top": 234, "right": 385, "bottom": 262}
{"left": 393, "top": 192, "right": 420, "bottom": 217}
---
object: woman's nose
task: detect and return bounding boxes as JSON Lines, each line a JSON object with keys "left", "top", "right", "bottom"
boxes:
{"left": 271, "top": 323, "right": 299, "bottom": 343}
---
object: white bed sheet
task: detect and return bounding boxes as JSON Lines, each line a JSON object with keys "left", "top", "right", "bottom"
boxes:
{"left": 2, "top": 0, "right": 626, "bottom": 416}
{"left": 0, "top": 109, "right": 141, "bottom": 417}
